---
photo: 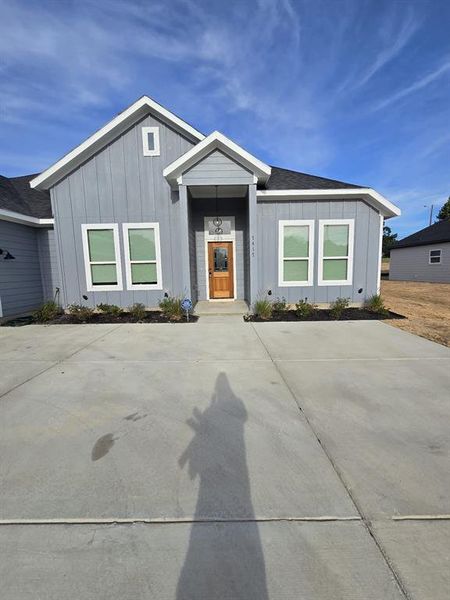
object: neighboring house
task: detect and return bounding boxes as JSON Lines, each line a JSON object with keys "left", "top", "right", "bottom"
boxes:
{"left": 390, "top": 219, "right": 450, "bottom": 283}
{"left": 1, "top": 96, "right": 401, "bottom": 318}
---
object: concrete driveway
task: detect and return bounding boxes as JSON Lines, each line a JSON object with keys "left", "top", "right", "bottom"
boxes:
{"left": 0, "top": 318, "right": 449, "bottom": 599}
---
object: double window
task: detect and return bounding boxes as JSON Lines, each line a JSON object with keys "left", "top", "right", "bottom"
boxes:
{"left": 81, "top": 223, "right": 162, "bottom": 292}
{"left": 318, "top": 220, "right": 354, "bottom": 285}
{"left": 278, "top": 220, "right": 314, "bottom": 286}
{"left": 429, "top": 249, "right": 441, "bottom": 264}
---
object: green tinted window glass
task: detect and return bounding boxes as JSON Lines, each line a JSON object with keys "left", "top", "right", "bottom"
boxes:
{"left": 323, "top": 225, "right": 349, "bottom": 257}
{"left": 91, "top": 264, "right": 117, "bottom": 284}
{"left": 284, "top": 226, "right": 309, "bottom": 258}
{"left": 88, "top": 229, "right": 115, "bottom": 262}
{"left": 129, "top": 229, "right": 156, "bottom": 261}
{"left": 323, "top": 259, "right": 347, "bottom": 281}
{"left": 131, "top": 263, "right": 157, "bottom": 284}
{"left": 283, "top": 260, "right": 308, "bottom": 281}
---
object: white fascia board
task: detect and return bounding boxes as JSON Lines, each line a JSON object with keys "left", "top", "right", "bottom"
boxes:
{"left": 30, "top": 96, "right": 205, "bottom": 190}
{"left": 163, "top": 130, "right": 271, "bottom": 185}
{"left": 0, "top": 208, "right": 54, "bottom": 227}
{"left": 257, "top": 188, "right": 401, "bottom": 219}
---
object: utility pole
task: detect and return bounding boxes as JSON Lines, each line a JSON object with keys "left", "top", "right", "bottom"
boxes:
{"left": 424, "top": 204, "right": 434, "bottom": 226}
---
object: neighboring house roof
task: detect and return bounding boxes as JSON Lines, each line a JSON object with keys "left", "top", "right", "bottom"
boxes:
{"left": 0, "top": 174, "right": 53, "bottom": 225}
{"left": 266, "top": 166, "right": 362, "bottom": 190}
{"left": 393, "top": 219, "right": 450, "bottom": 249}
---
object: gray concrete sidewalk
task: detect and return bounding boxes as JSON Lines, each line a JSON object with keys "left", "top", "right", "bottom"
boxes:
{"left": 0, "top": 319, "right": 449, "bottom": 599}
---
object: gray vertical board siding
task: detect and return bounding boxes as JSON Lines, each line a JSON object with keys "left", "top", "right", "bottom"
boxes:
{"left": 182, "top": 150, "right": 255, "bottom": 186}
{"left": 190, "top": 197, "right": 248, "bottom": 301}
{"left": 390, "top": 243, "right": 450, "bottom": 283}
{"left": 37, "top": 227, "right": 62, "bottom": 303}
{"left": 50, "top": 113, "right": 195, "bottom": 308}
{"left": 256, "top": 198, "right": 380, "bottom": 304}
{"left": 0, "top": 220, "right": 43, "bottom": 317}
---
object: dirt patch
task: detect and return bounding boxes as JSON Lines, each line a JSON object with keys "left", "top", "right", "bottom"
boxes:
{"left": 381, "top": 280, "right": 450, "bottom": 347}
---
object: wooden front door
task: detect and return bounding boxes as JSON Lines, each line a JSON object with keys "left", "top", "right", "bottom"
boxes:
{"left": 208, "top": 241, "right": 234, "bottom": 299}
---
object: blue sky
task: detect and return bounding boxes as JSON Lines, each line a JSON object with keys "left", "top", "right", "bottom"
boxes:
{"left": 1, "top": 0, "right": 449, "bottom": 237}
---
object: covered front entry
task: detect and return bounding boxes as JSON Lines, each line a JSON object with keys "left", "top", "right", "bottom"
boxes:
{"left": 208, "top": 241, "right": 234, "bottom": 299}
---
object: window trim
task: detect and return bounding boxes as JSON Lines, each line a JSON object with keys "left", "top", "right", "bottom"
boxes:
{"left": 429, "top": 248, "right": 442, "bottom": 265}
{"left": 318, "top": 219, "right": 355, "bottom": 286}
{"left": 122, "top": 222, "right": 163, "bottom": 290}
{"left": 142, "top": 126, "right": 160, "bottom": 156}
{"left": 278, "top": 220, "right": 314, "bottom": 287}
{"left": 81, "top": 224, "right": 123, "bottom": 292}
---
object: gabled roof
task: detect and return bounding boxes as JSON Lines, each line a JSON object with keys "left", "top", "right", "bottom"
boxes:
{"left": 163, "top": 131, "right": 271, "bottom": 186}
{"left": 30, "top": 96, "right": 205, "bottom": 190}
{"left": 0, "top": 174, "right": 53, "bottom": 225}
{"left": 393, "top": 219, "right": 450, "bottom": 249}
{"left": 266, "top": 166, "right": 362, "bottom": 190}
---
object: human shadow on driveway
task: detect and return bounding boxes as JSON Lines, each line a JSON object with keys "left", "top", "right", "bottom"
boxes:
{"left": 176, "top": 372, "right": 269, "bottom": 599}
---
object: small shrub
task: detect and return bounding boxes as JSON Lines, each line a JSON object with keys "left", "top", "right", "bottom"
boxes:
{"left": 295, "top": 299, "right": 317, "bottom": 319}
{"left": 253, "top": 298, "right": 273, "bottom": 320}
{"left": 365, "top": 294, "right": 389, "bottom": 315}
{"left": 97, "top": 303, "right": 122, "bottom": 316}
{"left": 272, "top": 296, "right": 287, "bottom": 312}
{"left": 34, "top": 300, "right": 61, "bottom": 323}
{"left": 159, "top": 296, "right": 183, "bottom": 320}
{"left": 67, "top": 303, "right": 94, "bottom": 322}
{"left": 329, "top": 297, "right": 350, "bottom": 320}
{"left": 128, "top": 302, "right": 147, "bottom": 321}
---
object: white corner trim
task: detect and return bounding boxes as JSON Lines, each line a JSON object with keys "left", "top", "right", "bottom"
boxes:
{"left": 81, "top": 223, "right": 123, "bottom": 292}
{"left": 429, "top": 248, "right": 442, "bottom": 264}
{"left": 278, "top": 220, "right": 314, "bottom": 287}
{"left": 142, "top": 126, "right": 160, "bottom": 157}
{"left": 122, "top": 222, "right": 163, "bottom": 290}
{"left": 377, "top": 214, "right": 383, "bottom": 294}
{"left": 257, "top": 188, "right": 401, "bottom": 219}
{"left": 204, "top": 216, "right": 237, "bottom": 300}
{"left": 30, "top": 96, "right": 205, "bottom": 190}
{"left": 318, "top": 219, "right": 355, "bottom": 286}
{"left": 163, "top": 131, "right": 271, "bottom": 185}
{"left": 0, "top": 208, "right": 54, "bottom": 227}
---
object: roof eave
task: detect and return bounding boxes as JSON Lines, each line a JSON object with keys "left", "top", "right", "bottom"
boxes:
{"left": 0, "top": 208, "right": 54, "bottom": 227}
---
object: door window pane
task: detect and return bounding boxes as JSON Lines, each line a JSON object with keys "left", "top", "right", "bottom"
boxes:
{"left": 131, "top": 263, "right": 157, "bottom": 284}
{"left": 129, "top": 228, "right": 156, "bottom": 261}
{"left": 91, "top": 264, "right": 117, "bottom": 284}
{"left": 323, "top": 225, "right": 349, "bottom": 257}
{"left": 284, "top": 226, "right": 309, "bottom": 258}
{"left": 283, "top": 260, "right": 308, "bottom": 281}
{"left": 88, "top": 229, "right": 115, "bottom": 262}
{"left": 214, "top": 247, "right": 228, "bottom": 271}
{"left": 323, "top": 259, "right": 348, "bottom": 281}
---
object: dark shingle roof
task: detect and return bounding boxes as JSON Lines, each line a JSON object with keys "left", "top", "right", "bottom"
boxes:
{"left": 0, "top": 174, "right": 52, "bottom": 219}
{"left": 265, "top": 166, "right": 363, "bottom": 190}
{"left": 393, "top": 219, "right": 450, "bottom": 249}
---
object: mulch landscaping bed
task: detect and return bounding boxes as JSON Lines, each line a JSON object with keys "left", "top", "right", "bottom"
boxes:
{"left": 1, "top": 312, "right": 198, "bottom": 326}
{"left": 244, "top": 308, "right": 405, "bottom": 322}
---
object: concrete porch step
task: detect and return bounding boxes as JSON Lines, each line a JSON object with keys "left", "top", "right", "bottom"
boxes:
{"left": 194, "top": 300, "right": 249, "bottom": 316}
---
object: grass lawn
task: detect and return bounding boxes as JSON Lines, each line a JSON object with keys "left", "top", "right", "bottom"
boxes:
{"left": 381, "top": 280, "right": 450, "bottom": 347}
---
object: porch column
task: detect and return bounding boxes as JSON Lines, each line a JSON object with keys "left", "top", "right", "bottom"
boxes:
{"left": 178, "top": 184, "right": 191, "bottom": 299}
{"left": 248, "top": 183, "right": 258, "bottom": 306}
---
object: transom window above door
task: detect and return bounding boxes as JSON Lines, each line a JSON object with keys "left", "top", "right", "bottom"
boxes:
{"left": 278, "top": 220, "right": 314, "bottom": 286}
{"left": 123, "top": 223, "right": 162, "bottom": 290}
{"left": 81, "top": 224, "right": 123, "bottom": 291}
{"left": 318, "top": 219, "right": 354, "bottom": 286}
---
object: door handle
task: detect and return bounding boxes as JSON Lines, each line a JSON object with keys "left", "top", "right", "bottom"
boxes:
{"left": 208, "top": 270, "right": 212, "bottom": 277}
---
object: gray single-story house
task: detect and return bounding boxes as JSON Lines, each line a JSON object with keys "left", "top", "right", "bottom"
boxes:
{"left": 390, "top": 219, "right": 450, "bottom": 283}
{"left": 0, "top": 95, "right": 400, "bottom": 319}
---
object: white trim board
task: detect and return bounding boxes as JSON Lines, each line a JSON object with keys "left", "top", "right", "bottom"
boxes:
{"left": 204, "top": 216, "right": 237, "bottom": 301}
{"left": 278, "top": 220, "right": 314, "bottom": 287}
{"left": 257, "top": 188, "right": 401, "bottom": 219}
{"left": 122, "top": 222, "right": 163, "bottom": 290}
{"left": 0, "top": 208, "right": 54, "bottom": 227}
{"left": 317, "top": 219, "right": 355, "bottom": 286}
{"left": 31, "top": 96, "right": 205, "bottom": 190}
{"left": 81, "top": 223, "right": 123, "bottom": 292}
{"left": 164, "top": 131, "right": 271, "bottom": 186}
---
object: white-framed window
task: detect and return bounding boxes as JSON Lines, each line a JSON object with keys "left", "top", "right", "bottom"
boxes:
{"left": 122, "top": 223, "right": 162, "bottom": 290}
{"left": 278, "top": 220, "right": 314, "bottom": 286}
{"left": 81, "top": 224, "right": 123, "bottom": 291}
{"left": 142, "top": 126, "right": 160, "bottom": 156}
{"left": 318, "top": 219, "right": 354, "bottom": 286}
{"left": 429, "top": 249, "right": 442, "bottom": 264}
